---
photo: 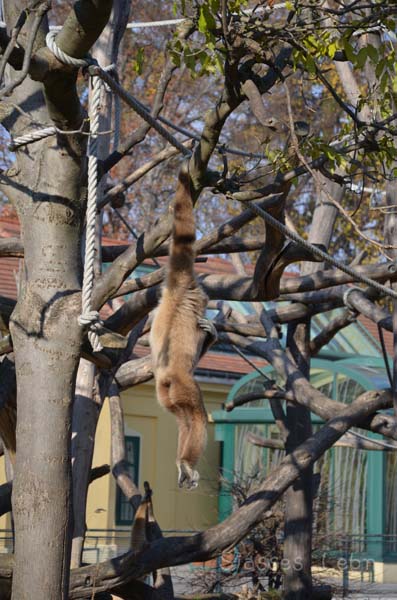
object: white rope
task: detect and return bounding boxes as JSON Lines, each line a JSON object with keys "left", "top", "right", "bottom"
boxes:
{"left": 126, "top": 18, "right": 187, "bottom": 28}
{"left": 46, "top": 31, "right": 91, "bottom": 68}
{"left": 79, "top": 72, "right": 103, "bottom": 352}
{"left": 0, "top": 4, "right": 288, "bottom": 30}
{"left": 9, "top": 126, "right": 57, "bottom": 151}
{"left": 46, "top": 31, "right": 103, "bottom": 352}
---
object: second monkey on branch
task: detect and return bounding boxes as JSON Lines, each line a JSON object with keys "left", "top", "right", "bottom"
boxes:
{"left": 150, "top": 162, "right": 217, "bottom": 490}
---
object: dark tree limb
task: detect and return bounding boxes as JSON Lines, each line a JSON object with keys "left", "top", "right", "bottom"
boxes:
{"left": 92, "top": 221, "right": 170, "bottom": 310}
{"left": 310, "top": 308, "right": 357, "bottom": 356}
{"left": 225, "top": 390, "right": 293, "bottom": 412}
{"left": 114, "top": 356, "right": 153, "bottom": 390}
{"left": 104, "top": 288, "right": 159, "bottom": 337}
{"left": 108, "top": 381, "right": 141, "bottom": 511}
{"left": 219, "top": 330, "right": 396, "bottom": 440}
{"left": 0, "top": 2, "right": 50, "bottom": 99}
{"left": 283, "top": 316, "right": 313, "bottom": 598}
{"left": 251, "top": 182, "right": 291, "bottom": 299}
{"left": 194, "top": 261, "right": 397, "bottom": 302}
{"left": 342, "top": 288, "right": 392, "bottom": 331}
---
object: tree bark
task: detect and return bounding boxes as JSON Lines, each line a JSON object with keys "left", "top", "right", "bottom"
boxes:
{"left": 1, "top": 1, "right": 112, "bottom": 597}
{"left": 71, "top": 359, "right": 99, "bottom": 568}
{"left": 283, "top": 321, "right": 313, "bottom": 600}
{"left": 282, "top": 174, "right": 340, "bottom": 599}
{"left": 384, "top": 170, "right": 397, "bottom": 413}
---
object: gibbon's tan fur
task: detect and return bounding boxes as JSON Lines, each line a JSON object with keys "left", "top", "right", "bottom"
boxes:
{"left": 150, "top": 163, "right": 216, "bottom": 489}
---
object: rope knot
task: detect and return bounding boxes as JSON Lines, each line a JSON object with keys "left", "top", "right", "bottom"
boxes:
{"left": 78, "top": 311, "right": 103, "bottom": 352}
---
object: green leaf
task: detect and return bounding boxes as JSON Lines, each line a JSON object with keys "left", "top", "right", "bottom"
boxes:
{"left": 305, "top": 54, "right": 316, "bottom": 75}
{"left": 376, "top": 59, "right": 386, "bottom": 78}
{"left": 184, "top": 48, "right": 196, "bottom": 71}
{"left": 343, "top": 41, "right": 355, "bottom": 63}
{"left": 209, "top": 0, "right": 220, "bottom": 12}
{"left": 356, "top": 47, "right": 368, "bottom": 69}
{"left": 380, "top": 71, "right": 390, "bottom": 94}
{"left": 133, "top": 47, "right": 145, "bottom": 74}
{"left": 327, "top": 42, "right": 337, "bottom": 59}
{"left": 366, "top": 44, "right": 378, "bottom": 63}
{"left": 198, "top": 4, "right": 216, "bottom": 33}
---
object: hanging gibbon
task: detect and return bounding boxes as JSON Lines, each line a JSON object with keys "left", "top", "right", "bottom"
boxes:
{"left": 150, "top": 162, "right": 216, "bottom": 490}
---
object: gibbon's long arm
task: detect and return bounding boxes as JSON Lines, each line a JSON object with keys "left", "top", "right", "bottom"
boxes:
{"left": 150, "top": 163, "right": 212, "bottom": 489}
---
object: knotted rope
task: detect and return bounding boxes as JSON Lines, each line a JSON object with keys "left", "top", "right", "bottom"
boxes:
{"left": 46, "top": 31, "right": 103, "bottom": 352}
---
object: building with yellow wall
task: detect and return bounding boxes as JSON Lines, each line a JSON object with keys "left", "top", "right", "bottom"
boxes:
{"left": 83, "top": 374, "right": 244, "bottom": 560}
{"left": 87, "top": 378, "right": 228, "bottom": 529}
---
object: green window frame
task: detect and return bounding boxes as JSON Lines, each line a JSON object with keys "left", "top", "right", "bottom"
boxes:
{"left": 115, "top": 435, "right": 140, "bottom": 525}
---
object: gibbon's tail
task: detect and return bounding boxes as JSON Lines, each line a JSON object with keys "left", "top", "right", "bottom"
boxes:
{"left": 168, "top": 163, "right": 196, "bottom": 282}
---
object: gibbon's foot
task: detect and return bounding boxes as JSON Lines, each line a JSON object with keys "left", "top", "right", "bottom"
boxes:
{"left": 177, "top": 460, "right": 200, "bottom": 489}
{"left": 197, "top": 318, "right": 218, "bottom": 342}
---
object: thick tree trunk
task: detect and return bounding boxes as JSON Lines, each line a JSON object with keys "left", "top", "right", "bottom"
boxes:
{"left": 3, "top": 5, "right": 85, "bottom": 597}
{"left": 10, "top": 206, "right": 82, "bottom": 599}
{"left": 384, "top": 171, "right": 397, "bottom": 413}
{"left": 282, "top": 177, "right": 340, "bottom": 599}
{"left": 283, "top": 321, "right": 313, "bottom": 600}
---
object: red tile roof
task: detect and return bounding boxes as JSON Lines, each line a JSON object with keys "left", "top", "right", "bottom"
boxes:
{"left": 132, "top": 341, "right": 267, "bottom": 376}
{"left": 0, "top": 218, "right": 262, "bottom": 376}
{"left": 0, "top": 219, "right": 390, "bottom": 379}
{"left": 0, "top": 257, "right": 20, "bottom": 299}
{"left": 358, "top": 314, "right": 393, "bottom": 357}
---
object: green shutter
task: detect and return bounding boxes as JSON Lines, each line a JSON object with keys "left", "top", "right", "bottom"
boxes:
{"left": 115, "top": 436, "right": 140, "bottom": 525}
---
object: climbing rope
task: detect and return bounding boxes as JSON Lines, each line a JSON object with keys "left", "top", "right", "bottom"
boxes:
{"left": 46, "top": 31, "right": 103, "bottom": 351}
{"left": 244, "top": 200, "right": 397, "bottom": 301}
{"left": 79, "top": 72, "right": 103, "bottom": 352}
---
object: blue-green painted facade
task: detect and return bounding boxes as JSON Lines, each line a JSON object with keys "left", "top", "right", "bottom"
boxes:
{"left": 212, "top": 312, "right": 395, "bottom": 562}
